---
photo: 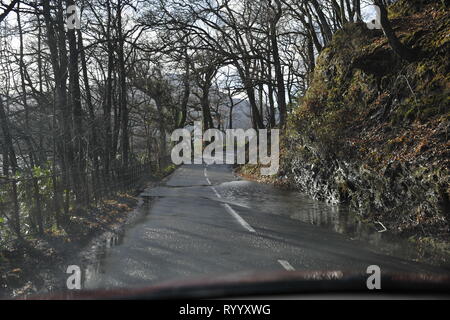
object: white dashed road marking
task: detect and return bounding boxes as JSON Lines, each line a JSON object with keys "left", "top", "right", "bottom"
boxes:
{"left": 278, "top": 259, "right": 295, "bottom": 271}
{"left": 210, "top": 186, "right": 222, "bottom": 198}
{"left": 223, "top": 203, "right": 256, "bottom": 233}
{"left": 206, "top": 166, "right": 255, "bottom": 233}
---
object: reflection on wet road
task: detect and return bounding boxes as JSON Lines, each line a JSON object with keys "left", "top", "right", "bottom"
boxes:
{"left": 82, "top": 164, "right": 449, "bottom": 290}
{"left": 214, "top": 179, "right": 424, "bottom": 262}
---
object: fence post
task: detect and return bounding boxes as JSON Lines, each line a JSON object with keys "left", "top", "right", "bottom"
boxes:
{"left": 52, "top": 173, "right": 61, "bottom": 228}
{"left": 11, "top": 179, "right": 21, "bottom": 239}
{"left": 32, "top": 177, "right": 44, "bottom": 234}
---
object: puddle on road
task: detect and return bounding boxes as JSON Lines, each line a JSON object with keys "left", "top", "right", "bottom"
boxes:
{"left": 81, "top": 178, "right": 449, "bottom": 288}
{"left": 217, "top": 180, "right": 450, "bottom": 267}
{"left": 83, "top": 233, "right": 125, "bottom": 288}
{"left": 82, "top": 197, "right": 155, "bottom": 288}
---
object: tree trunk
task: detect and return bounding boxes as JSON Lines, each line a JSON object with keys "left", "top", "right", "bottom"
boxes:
{"left": 0, "top": 96, "right": 17, "bottom": 175}
{"left": 78, "top": 28, "right": 101, "bottom": 198}
{"left": 117, "top": 0, "right": 130, "bottom": 168}
{"left": 270, "top": 0, "right": 287, "bottom": 127}
{"left": 43, "top": 0, "right": 76, "bottom": 216}
{"left": 67, "top": 0, "right": 86, "bottom": 204}
{"left": 374, "top": 0, "right": 416, "bottom": 62}
{"left": 177, "top": 51, "right": 190, "bottom": 128}
{"left": 201, "top": 85, "right": 214, "bottom": 130}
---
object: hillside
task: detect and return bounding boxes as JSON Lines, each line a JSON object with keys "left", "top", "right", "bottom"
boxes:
{"left": 242, "top": 0, "right": 449, "bottom": 245}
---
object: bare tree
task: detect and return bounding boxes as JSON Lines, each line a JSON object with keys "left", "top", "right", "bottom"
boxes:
{"left": 373, "top": 0, "right": 416, "bottom": 62}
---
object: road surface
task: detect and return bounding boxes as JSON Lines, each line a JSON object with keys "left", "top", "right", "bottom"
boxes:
{"left": 83, "top": 164, "right": 447, "bottom": 290}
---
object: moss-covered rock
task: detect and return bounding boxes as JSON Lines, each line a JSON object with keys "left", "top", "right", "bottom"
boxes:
{"left": 278, "top": 0, "right": 449, "bottom": 241}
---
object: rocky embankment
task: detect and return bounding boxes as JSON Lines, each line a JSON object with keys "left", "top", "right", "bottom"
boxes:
{"left": 242, "top": 0, "right": 449, "bottom": 246}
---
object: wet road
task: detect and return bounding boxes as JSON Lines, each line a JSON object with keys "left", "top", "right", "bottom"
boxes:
{"left": 83, "top": 164, "right": 447, "bottom": 290}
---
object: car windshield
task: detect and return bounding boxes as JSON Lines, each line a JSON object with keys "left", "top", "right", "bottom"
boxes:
{"left": 0, "top": 0, "right": 449, "bottom": 301}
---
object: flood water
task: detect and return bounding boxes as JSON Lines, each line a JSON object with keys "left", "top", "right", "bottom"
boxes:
{"left": 215, "top": 179, "right": 450, "bottom": 267}
{"left": 81, "top": 166, "right": 450, "bottom": 290}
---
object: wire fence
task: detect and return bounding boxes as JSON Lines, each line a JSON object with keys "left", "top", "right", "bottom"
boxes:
{"left": 0, "top": 160, "right": 165, "bottom": 247}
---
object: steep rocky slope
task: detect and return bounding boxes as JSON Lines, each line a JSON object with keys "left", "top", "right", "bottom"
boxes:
{"left": 243, "top": 0, "right": 449, "bottom": 244}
